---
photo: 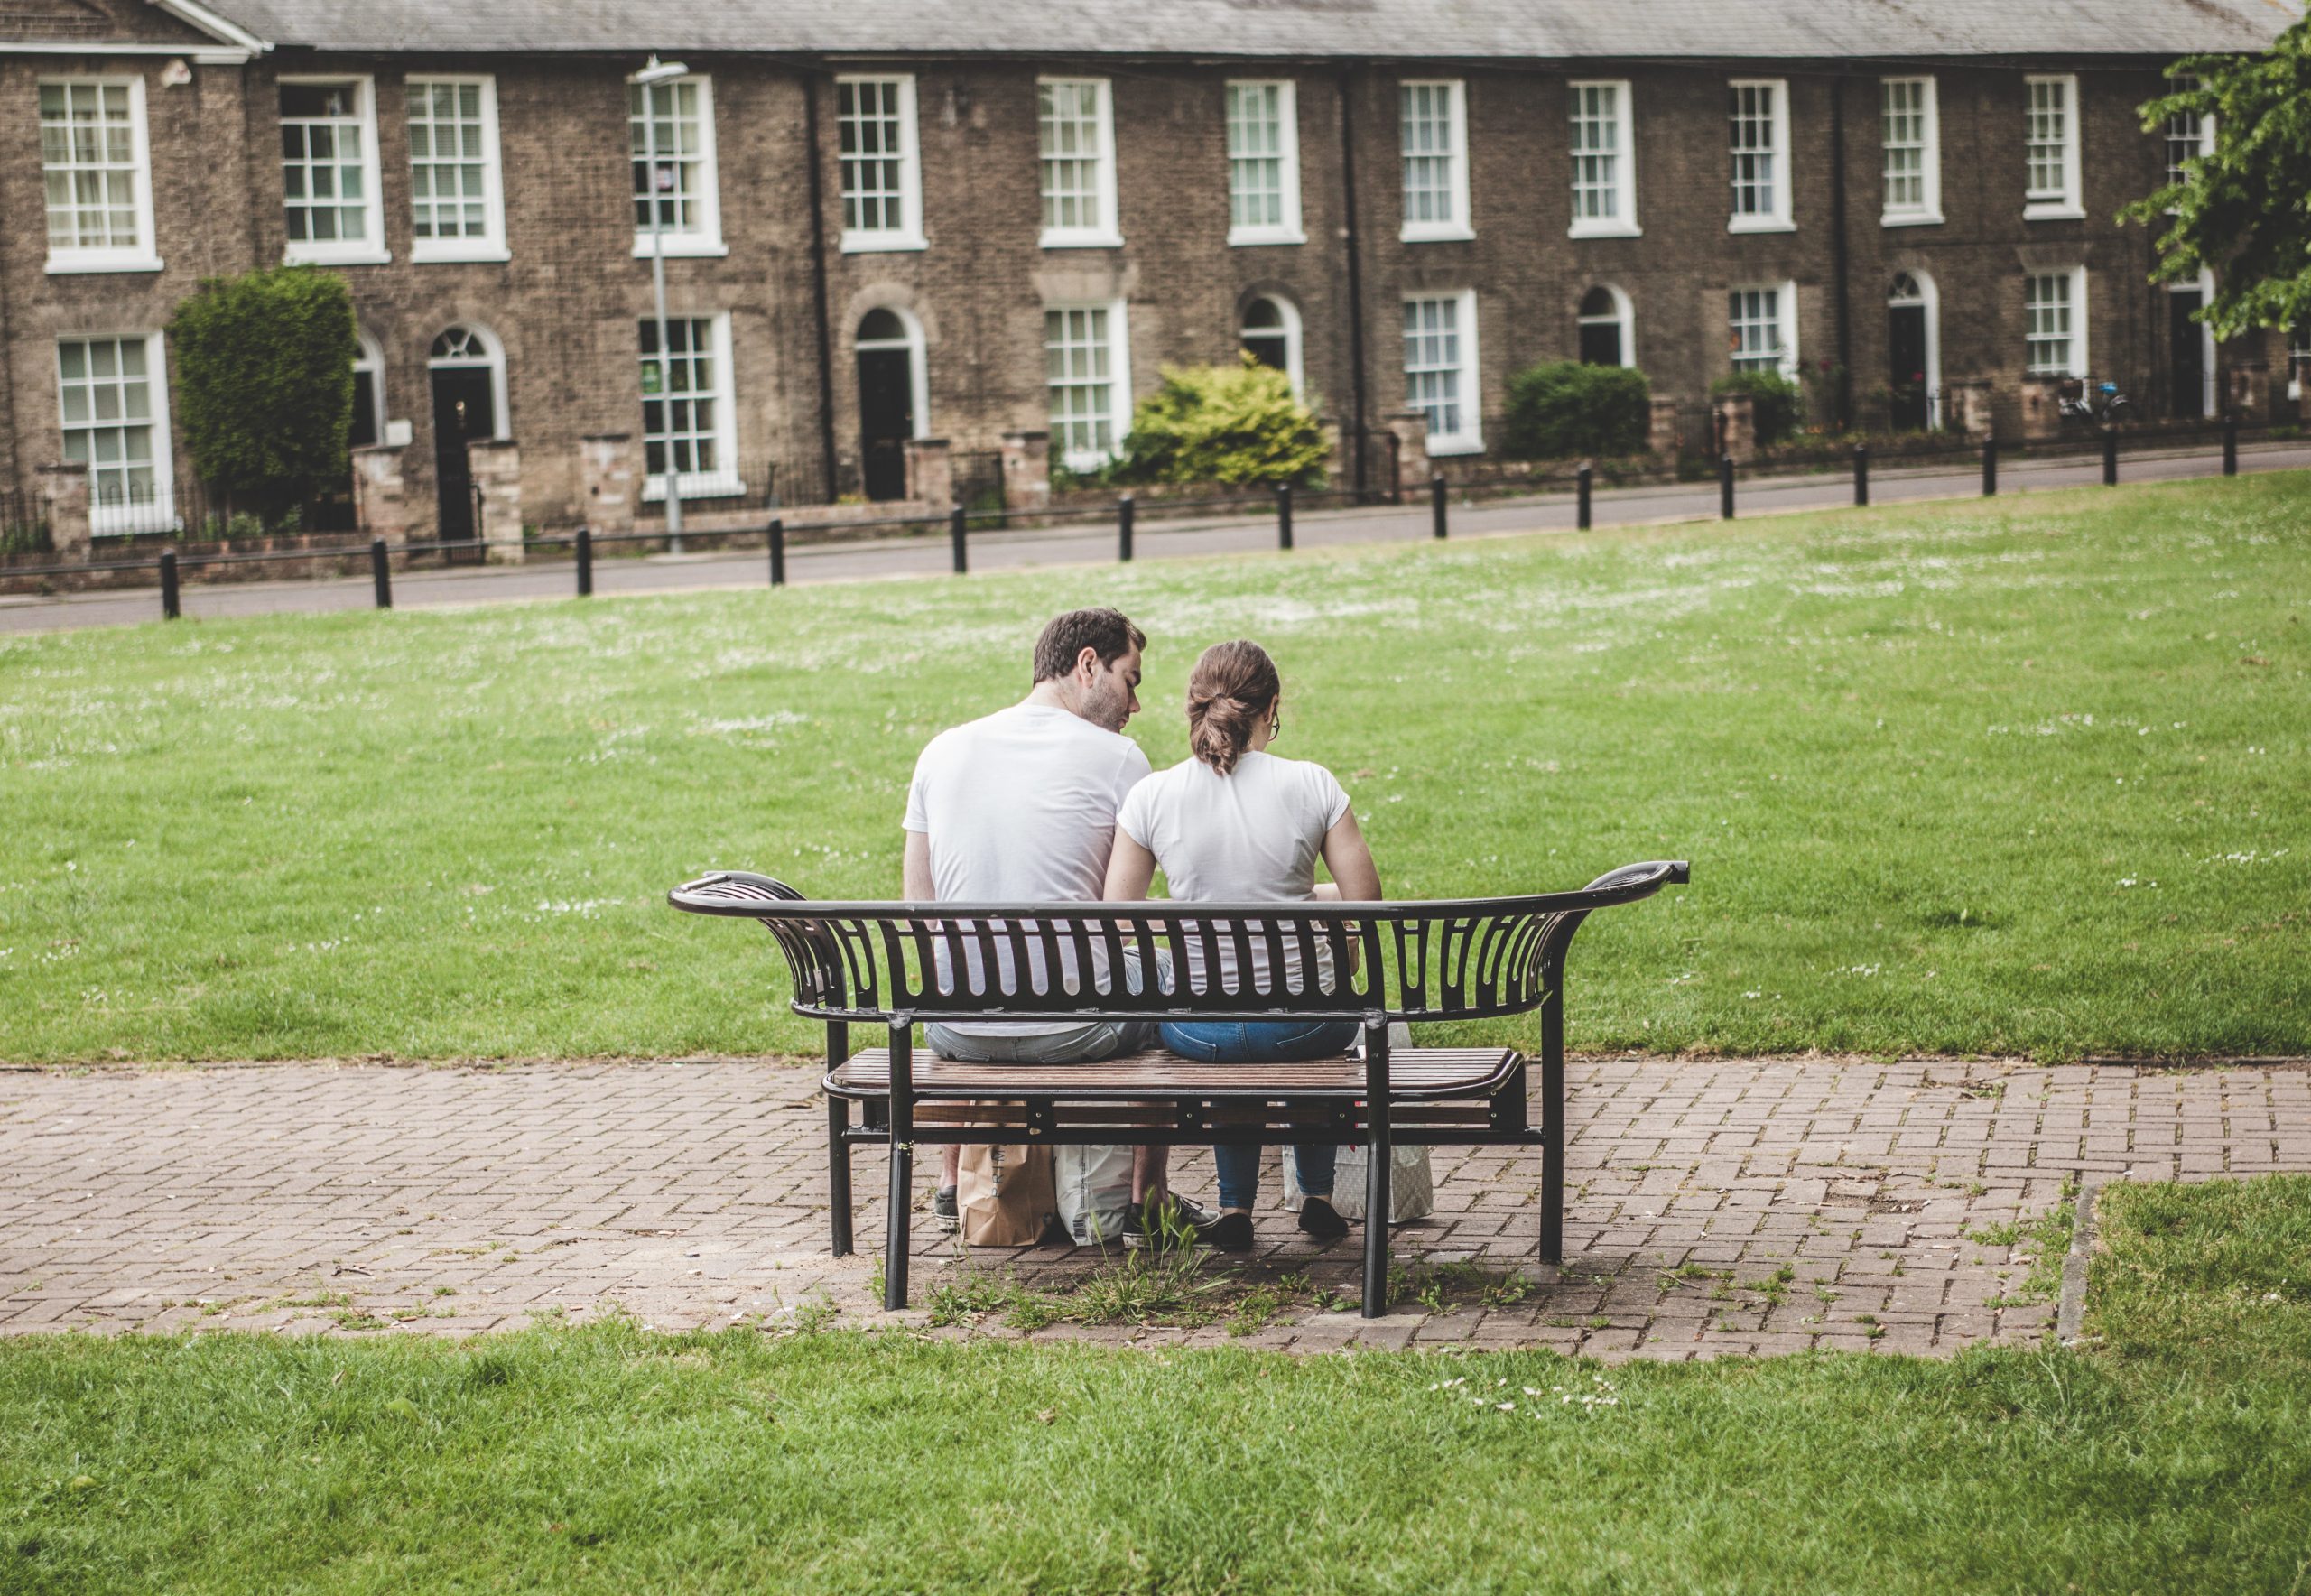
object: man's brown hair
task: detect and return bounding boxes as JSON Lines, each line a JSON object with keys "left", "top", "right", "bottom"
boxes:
{"left": 1032, "top": 607, "right": 1146, "bottom": 682}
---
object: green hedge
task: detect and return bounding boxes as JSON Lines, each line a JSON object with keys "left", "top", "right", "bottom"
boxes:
{"left": 1112, "top": 357, "right": 1329, "bottom": 487}
{"left": 1501, "top": 361, "right": 1652, "bottom": 460}
{"left": 168, "top": 265, "right": 357, "bottom": 528}
{"left": 1709, "top": 370, "right": 1805, "bottom": 448}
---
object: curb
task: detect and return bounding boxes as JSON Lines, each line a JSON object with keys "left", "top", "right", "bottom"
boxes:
{"left": 2055, "top": 1176, "right": 2104, "bottom": 1346}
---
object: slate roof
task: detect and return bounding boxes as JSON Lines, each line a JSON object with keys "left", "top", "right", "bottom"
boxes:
{"left": 203, "top": 0, "right": 2299, "bottom": 61}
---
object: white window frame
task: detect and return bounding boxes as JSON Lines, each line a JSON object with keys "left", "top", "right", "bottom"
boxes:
{"left": 1729, "top": 282, "right": 1799, "bottom": 380}
{"left": 1239, "top": 293, "right": 1304, "bottom": 394}
{"left": 2171, "top": 269, "right": 2217, "bottom": 417}
{"left": 855, "top": 303, "right": 932, "bottom": 441}
{"left": 1728, "top": 79, "right": 1793, "bottom": 233}
{"left": 2023, "top": 74, "right": 2084, "bottom": 220}
{"left": 1044, "top": 301, "right": 1133, "bottom": 470}
{"left": 350, "top": 329, "right": 386, "bottom": 449}
{"left": 405, "top": 74, "right": 508, "bottom": 264}
{"left": 1225, "top": 79, "right": 1305, "bottom": 246}
{"left": 2024, "top": 267, "right": 2089, "bottom": 379}
{"left": 1879, "top": 76, "right": 1943, "bottom": 227}
{"left": 2162, "top": 73, "right": 2214, "bottom": 204}
{"left": 57, "top": 330, "right": 174, "bottom": 537}
{"left": 638, "top": 311, "right": 739, "bottom": 502}
{"left": 1576, "top": 284, "right": 1634, "bottom": 368}
{"left": 1399, "top": 79, "right": 1472, "bottom": 243}
{"left": 1402, "top": 288, "right": 1482, "bottom": 455}
{"left": 40, "top": 76, "right": 162, "bottom": 274}
{"left": 1886, "top": 270, "right": 1942, "bottom": 429}
{"left": 836, "top": 74, "right": 926, "bottom": 253}
{"left": 1037, "top": 77, "right": 1121, "bottom": 249}
{"left": 629, "top": 73, "right": 726, "bottom": 260}
{"left": 2289, "top": 323, "right": 2310, "bottom": 403}
{"left": 1567, "top": 79, "right": 1638, "bottom": 239}
{"left": 279, "top": 74, "right": 389, "bottom": 266}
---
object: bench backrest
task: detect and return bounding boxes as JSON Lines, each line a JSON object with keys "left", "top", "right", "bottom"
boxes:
{"left": 668, "top": 860, "right": 1687, "bottom": 1026}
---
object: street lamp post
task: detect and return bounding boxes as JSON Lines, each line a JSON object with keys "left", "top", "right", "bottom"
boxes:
{"left": 629, "top": 55, "right": 689, "bottom": 555}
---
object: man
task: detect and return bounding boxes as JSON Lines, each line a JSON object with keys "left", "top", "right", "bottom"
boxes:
{"left": 902, "top": 607, "right": 1205, "bottom": 1243}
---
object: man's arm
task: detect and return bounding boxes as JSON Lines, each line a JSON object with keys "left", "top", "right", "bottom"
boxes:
{"left": 902, "top": 829, "right": 934, "bottom": 903}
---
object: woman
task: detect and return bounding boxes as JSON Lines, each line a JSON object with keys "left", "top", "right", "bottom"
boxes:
{"left": 1103, "top": 639, "right": 1384, "bottom": 1251}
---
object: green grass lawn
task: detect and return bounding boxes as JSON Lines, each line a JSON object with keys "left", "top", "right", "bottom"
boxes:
{"left": 0, "top": 473, "right": 2304, "bottom": 1063}
{"left": 3, "top": 1174, "right": 2306, "bottom": 1592}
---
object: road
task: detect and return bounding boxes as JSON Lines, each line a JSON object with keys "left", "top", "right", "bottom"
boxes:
{"left": 5, "top": 438, "right": 2306, "bottom": 634}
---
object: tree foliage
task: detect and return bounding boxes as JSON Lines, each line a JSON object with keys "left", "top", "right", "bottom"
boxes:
{"left": 1113, "top": 357, "right": 1329, "bottom": 487}
{"left": 167, "top": 265, "right": 358, "bottom": 525}
{"left": 1500, "top": 361, "right": 1652, "bottom": 459}
{"left": 2121, "top": 18, "right": 2311, "bottom": 338}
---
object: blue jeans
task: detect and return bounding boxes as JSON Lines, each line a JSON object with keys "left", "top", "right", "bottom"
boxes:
{"left": 1159, "top": 1019, "right": 1360, "bottom": 1210}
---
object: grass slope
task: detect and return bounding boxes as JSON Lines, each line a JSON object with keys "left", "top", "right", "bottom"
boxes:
{"left": 0, "top": 474, "right": 2304, "bottom": 1062}
{"left": 4, "top": 1174, "right": 2308, "bottom": 1592}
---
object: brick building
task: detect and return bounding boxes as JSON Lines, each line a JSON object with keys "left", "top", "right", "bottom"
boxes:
{"left": 1, "top": 0, "right": 2300, "bottom": 549}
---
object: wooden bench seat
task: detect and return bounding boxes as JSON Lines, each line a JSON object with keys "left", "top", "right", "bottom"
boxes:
{"left": 828, "top": 1045, "right": 1522, "bottom": 1101}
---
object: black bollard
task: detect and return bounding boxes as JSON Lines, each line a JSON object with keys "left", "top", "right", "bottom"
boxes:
{"left": 1430, "top": 473, "right": 1447, "bottom": 539}
{"left": 2102, "top": 426, "right": 2119, "bottom": 487}
{"left": 1276, "top": 482, "right": 1294, "bottom": 551}
{"left": 768, "top": 517, "right": 785, "bottom": 586}
{"left": 574, "top": 527, "right": 592, "bottom": 598}
{"left": 160, "top": 550, "right": 181, "bottom": 620}
{"left": 1719, "top": 454, "right": 1736, "bottom": 520}
{"left": 1118, "top": 494, "right": 1135, "bottom": 562}
{"left": 1982, "top": 436, "right": 1999, "bottom": 497}
{"left": 2223, "top": 413, "right": 2239, "bottom": 477}
{"left": 950, "top": 505, "right": 968, "bottom": 574}
{"left": 1576, "top": 462, "right": 1593, "bottom": 531}
{"left": 370, "top": 537, "right": 393, "bottom": 608}
{"left": 1853, "top": 443, "right": 1870, "bottom": 506}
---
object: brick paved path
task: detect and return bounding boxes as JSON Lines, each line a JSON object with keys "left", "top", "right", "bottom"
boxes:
{"left": 3, "top": 1056, "right": 2304, "bottom": 1358}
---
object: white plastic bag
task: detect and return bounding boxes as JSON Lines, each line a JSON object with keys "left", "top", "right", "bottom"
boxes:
{"left": 1053, "top": 1144, "right": 1134, "bottom": 1247}
{"left": 1282, "top": 1142, "right": 1435, "bottom": 1223}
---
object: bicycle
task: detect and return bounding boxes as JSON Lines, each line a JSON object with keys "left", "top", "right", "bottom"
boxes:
{"left": 2058, "top": 379, "right": 2135, "bottom": 425}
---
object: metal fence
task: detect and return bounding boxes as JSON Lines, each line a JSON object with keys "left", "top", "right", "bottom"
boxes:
{"left": 0, "top": 413, "right": 2288, "bottom": 622}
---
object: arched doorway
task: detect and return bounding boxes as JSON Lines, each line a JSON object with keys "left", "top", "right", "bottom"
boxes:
{"left": 1239, "top": 294, "right": 1303, "bottom": 394}
{"left": 855, "top": 308, "right": 923, "bottom": 502}
{"left": 1885, "top": 273, "right": 1938, "bottom": 431}
{"left": 1576, "top": 285, "right": 1630, "bottom": 367}
{"left": 428, "top": 324, "right": 506, "bottom": 543}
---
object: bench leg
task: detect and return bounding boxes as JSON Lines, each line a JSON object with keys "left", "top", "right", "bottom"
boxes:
{"left": 1540, "top": 1052, "right": 1564, "bottom": 1266}
{"left": 1360, "top": 1016, "right": 1391, "bottom": 1319}
{"left": 884, "top": 1020, "right": 914, "bottom": 1311}
{"left": 827, "top": 1093, "right": 854, "bottom": 1257}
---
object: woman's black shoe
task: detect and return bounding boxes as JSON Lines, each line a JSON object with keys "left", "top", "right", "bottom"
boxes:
{"left": 1296, "top": 1195, "right": 1350, "bottom": 1242}
{"left": 1199, "top": 1211, "right": 1256, "bottom": 1252}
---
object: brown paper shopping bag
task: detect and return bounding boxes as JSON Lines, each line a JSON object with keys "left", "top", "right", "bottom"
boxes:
{"left": 956, "top": 1141, "right": 1056, "bottom": 1247}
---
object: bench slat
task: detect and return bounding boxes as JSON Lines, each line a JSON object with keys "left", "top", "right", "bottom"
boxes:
{"left": 827, "top": 1045, "right": 1519, "bottom": 1102}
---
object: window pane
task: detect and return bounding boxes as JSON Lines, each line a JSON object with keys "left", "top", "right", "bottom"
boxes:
{"left": 1400, "top": 83, "right": 1461, "bottom": 227}
{"left": 1402, "top": 295, "right": 1467, "bottom": 440}
{"left": 281, "top": 80, "right": 371, "bottom": 248}
{"left": 1040, "top": 80, "right": 1109, "bottom": 236}
{"left": 638, "top": 318, "right": 730, "bottom": 487}
{"left": 631, "top": 79, "right": 710, "bottom": 234}
{"left": 1044, "top": 305, "right": 1118, "bottom": 458}
{"left": 408, "top": 79, "right": 495, "bottom": 242}
{"left": 1730, "top": 83, "right": 1780, "bottom": 218}
{"left": 1570, "top": 83, "right": 1620, "bottom": 222}
{"left": 41, "top": 78, "right": 145, "bottom": 252}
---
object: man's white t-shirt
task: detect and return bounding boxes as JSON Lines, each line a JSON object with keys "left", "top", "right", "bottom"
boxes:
{"left": 903, "top": 701, "right": 1151, "bottom": 1033}
{"left": 1115, "top": 750, "right": 1354, "bottom": 993}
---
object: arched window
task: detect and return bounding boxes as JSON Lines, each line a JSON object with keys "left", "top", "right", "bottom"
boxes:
{"left": 1883, "top": 271, "right": 1941, "bottom": 430}
{"left": 426, "top": 323, "right": 508, "bottom": 438}
{"left": 1239, "top": 294, "right": 1304, "bottom": 394}
{"left": 2290, "top": 323, "right": 2310, "bottom": 402}
{"left": 349, "top": 330, "right": 385, "bottom": 449}
{"left": 1576, "top": 285, "right": 1631, "bottom": 367}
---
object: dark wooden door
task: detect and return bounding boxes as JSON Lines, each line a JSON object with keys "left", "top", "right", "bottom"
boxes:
{"left": 1887, "top": 304, "right": 1929, "bottom": 431}
{"left": 858, "top": 348, "right": 914, "bottom": 503}
{"left": 431, "top": 366, "right": 496, "bottom": 545}
{"left": 2169, "top": 290, "right": 2205, "bottom": 419}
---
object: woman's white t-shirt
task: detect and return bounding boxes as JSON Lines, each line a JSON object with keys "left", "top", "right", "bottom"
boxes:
{"left": 1115, "top": 751, "right": 1353, "bottom": 994}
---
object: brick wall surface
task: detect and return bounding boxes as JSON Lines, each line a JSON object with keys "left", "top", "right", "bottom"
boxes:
{"left": 0, "top": 30, "right": 2292, "bottom": 535}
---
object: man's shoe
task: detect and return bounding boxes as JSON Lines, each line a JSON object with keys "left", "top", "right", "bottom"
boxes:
{"left": 1296, "top": 1195, "right": 1350, "bottom": 1243}
{"left": 1123, "top": 1192, "right": 1219, "bottom": 1250}
{"left": 933, "top": 1185, "right": 959, "bottom": 1232}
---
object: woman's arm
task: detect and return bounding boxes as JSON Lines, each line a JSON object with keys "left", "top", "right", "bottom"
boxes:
{"left": 1102, "top": 831, "right": 1158, "bottom": 903}
{"left": 1319, "top": 809, "right": 1382, "bottom": 902}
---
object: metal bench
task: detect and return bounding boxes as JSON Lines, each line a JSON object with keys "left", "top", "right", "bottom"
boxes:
{"left": 668, "top": 859, "right": 1689, "bottom": 1318}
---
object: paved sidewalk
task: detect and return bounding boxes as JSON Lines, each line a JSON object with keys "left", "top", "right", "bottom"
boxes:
{"left": 5, "top": 1055, "right": 2303, "bottom": 1357}
{"left": 5, "top": 440, "right": 2306, "bottom": 634}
